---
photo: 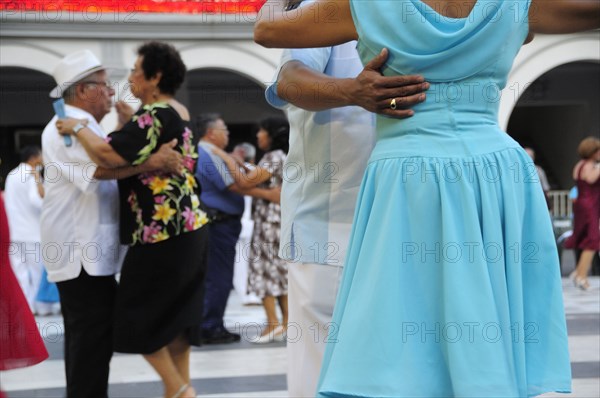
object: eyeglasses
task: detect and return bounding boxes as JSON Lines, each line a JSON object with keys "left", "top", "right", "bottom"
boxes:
{"left": 82, "top": 81, "right": 113, "bottom": 88}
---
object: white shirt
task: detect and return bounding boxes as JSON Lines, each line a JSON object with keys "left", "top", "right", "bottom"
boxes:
{"left": 40, "top": 104, "right": 126, "bottom": 282}
{"left": 4, "top": 163, "right": 43, "bottom": 243}
{"left": 266, "top": 43, "right": 376, "bottom": 265}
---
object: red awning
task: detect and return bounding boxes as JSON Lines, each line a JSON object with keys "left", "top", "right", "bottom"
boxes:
{"left": 0, "top": 0, "right": 266, "bottom": 14}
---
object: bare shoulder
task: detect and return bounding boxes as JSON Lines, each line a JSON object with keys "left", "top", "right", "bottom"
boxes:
{"left": 167, "top": 99, "right": 191, "bottom": 121}
{"left": 581, "top": 160, "right": 600, "bottom": 184}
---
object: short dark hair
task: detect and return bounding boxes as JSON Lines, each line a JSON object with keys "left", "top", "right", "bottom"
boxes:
{"left": 20, "top": 146, "right": 41, "bottom": 163}
{"left": 137, "top": 41, "right": 186, "bottom": 95}
{"left": 259, "top": 117, "right": 289, "bottom": 154}
{"left": 196, "top": 113, "right": 222, "bottom": 138}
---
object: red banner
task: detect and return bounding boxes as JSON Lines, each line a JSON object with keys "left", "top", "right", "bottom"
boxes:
{"left": 0, "top": 0, "right": 267, "bottom": 14}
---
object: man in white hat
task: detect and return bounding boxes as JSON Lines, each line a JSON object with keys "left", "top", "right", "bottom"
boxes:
{"left": 40, "top": 49, "right": 182, "bottom": 397}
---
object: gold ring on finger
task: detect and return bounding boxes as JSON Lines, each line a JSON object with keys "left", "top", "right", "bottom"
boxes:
{"left": 390, "top": 98, "right": 397, "bottom": 110}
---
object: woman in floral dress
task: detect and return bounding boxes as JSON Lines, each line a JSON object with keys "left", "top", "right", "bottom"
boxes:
{"left": 57, "top": 42, "right": 205, "bottom": 398}
{"left": 248, "top": 117, "right": 290, "bottom": 343}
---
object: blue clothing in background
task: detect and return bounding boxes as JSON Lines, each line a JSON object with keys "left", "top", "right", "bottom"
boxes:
{"left": 36, "top": 268, "right": 59, "bottom": 303}
{"left": 196, "top": 142, "right": 244, "bottom": 216}
{"left": 195, "top": 140, "right": 244, "bottom": 333}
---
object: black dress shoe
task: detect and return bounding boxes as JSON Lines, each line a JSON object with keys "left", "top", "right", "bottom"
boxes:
{"left": 202, "top": 327, "right": 241, "bottom": 344}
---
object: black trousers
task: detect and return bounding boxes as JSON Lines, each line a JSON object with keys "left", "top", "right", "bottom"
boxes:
{"left": 56, "top": 268, "right": 117, "bottom": 398}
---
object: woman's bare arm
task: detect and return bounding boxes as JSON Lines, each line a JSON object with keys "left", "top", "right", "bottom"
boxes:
{"left": 211, "top": 146, "right": 272, "bottom": 189}
{"left": 56, "top": 118, "right": 128, "bottom": 168}
{"left": 93, "top": 139, "right": 184, "bottom": 180}
{"left": 529, "top": 0, "right": 600, "bottom": 34}
{"left": 254, "top": 0, "right": 357, "bottom": 48}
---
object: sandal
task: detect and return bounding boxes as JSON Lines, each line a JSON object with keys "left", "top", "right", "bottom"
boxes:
{"left": 574, "top": 276, "right": 590, "bottom": 291}
{"left": 172, "top": 384, "right": 196, "bottom": 398}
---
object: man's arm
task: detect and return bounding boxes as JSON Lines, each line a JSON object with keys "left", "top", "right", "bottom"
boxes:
{"left": 93, "top": 139, "right": 183, "bottom": 180}
{"left": 277, "top": 48, "right": 428, "bottom": 117}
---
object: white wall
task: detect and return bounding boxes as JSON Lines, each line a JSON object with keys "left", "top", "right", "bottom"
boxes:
{"left": 1, "top": 31, "right": 598, "bottom": 132}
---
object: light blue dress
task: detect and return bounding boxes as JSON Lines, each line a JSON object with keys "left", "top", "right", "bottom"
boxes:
{"left": 316, "top": 1, "right": 571, "bottom": 397}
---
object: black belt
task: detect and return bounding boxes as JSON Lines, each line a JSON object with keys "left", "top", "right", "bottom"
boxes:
{"left": 208, "top": 209, "right": 242, "bottom": 223}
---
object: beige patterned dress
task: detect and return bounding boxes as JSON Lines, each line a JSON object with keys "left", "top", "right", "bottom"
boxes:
{"left": 247, "top": 149, "right": 287, "bottom": 298}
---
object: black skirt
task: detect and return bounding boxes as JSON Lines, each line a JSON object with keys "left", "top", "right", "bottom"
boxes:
{"left": 113, "top": 227, "right": 208, "bottom": 354}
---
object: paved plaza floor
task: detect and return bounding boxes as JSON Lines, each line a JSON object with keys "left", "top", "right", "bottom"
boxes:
{"left": 2, "top": 277, "right": 598, "bottom": 397}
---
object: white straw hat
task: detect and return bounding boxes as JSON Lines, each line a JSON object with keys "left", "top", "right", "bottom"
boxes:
{"left": 49, "top": 50, "right": 104, "bottom": 98}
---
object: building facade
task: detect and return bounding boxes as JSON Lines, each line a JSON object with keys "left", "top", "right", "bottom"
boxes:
{"left": 1, "top": 3, "right": 599, "bottom": 190}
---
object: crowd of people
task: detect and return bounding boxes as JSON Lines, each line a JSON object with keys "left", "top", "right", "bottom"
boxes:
{"left": 1, "top": 1, "right": 599, "bottom": 397}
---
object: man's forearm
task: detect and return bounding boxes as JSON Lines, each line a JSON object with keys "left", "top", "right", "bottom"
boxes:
{"left": 277, "top": 61, "right": 356, "bottom": 111}
{"left": 277, "top": 54, "right": 428, "bottom": 117}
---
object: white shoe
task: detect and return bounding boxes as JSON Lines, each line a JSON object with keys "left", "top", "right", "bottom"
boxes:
{"left": 251, "top": 326, "right": 285, "bottom": 344}
{"left": 35, "top": 302, "right": 61, "bottom": 316}
{"left": 273, "top": 326, "right": 286, "bottom": 342}
{"left": 35, "top": 302, "right": 53, "bottom": 316}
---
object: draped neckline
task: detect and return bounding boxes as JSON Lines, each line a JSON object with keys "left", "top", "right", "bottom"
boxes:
{"left": 417, "top": 0, "right": 482, "bottom": 21}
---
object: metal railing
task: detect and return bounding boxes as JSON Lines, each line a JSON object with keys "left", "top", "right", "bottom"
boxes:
{"left": 548, "top": 190, "right": 573, "bottom": 222}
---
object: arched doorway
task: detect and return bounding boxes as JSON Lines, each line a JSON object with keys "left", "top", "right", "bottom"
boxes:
{"left": 0, "top": 67, "right": 55, "bottom": 188}
{"left": 506, "top": 61, "right": 600, "bottom": 190}
{"left": 506, "top": 61, "right": 600, "bottom": 276}
{"left": 179, "top": 68, "right": 284, "bottom": 157}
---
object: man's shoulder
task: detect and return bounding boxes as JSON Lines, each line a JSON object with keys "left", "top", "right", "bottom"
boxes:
{"left": 198, "top": 141, "right": 212, "bottom": 151}
{"left": 197, "top": 142, "right": 215, "bottom": 161}
{"left": 196, "top": 143, "right": 225, "bottom": 174}
{"left": 4, "top": 165, "right": 21, "bottom": 185}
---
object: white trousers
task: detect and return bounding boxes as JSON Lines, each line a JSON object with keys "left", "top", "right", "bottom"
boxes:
{"left": 8, "top": 241, "right": 43, "bottom": 312}
{"left": 287, "top": 262, "right": 342, "bottom": 397}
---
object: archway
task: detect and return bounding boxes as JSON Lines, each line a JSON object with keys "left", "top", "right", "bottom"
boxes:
{"left": 506, "top": 61, "right": 600, "bottom": 190}
{"left": 0, "top": 67, "right": 55, "bottom": 188}
{"left": 499, "top": 32, "right": 600, "bottom": 129}
{"left": 179, "top": 67, "right": 284, "bottom": 156}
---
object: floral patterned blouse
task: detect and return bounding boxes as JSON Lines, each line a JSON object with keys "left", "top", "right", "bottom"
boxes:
{"left": 108, "top": 102, "right": 209, "bottom": 246}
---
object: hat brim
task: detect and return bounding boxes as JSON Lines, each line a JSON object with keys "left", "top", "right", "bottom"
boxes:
{"left": 49, "top": 65, "right": 106, "bottom": 98}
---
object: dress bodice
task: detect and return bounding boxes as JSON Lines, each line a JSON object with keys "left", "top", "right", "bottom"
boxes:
{"left": 349, "top": 0, "right": 532, "bottom": 158}
{"left": 575, "top": 163, "right": 600, "bottom": 210}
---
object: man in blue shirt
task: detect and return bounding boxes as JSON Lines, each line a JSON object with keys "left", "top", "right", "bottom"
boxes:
{"left": 196, "top": 113, "right": 276, "bottom": 344}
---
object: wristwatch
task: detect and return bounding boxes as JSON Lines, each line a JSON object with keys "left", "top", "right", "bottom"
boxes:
{"left": 72, "top": 122, "right": 85, "bottom": 136}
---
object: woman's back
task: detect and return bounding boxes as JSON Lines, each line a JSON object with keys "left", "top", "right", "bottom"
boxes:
{"left": 351, "top": 0, "right": 531, "bottom": 157}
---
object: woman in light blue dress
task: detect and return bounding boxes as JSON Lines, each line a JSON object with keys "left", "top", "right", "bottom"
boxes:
{"left": 256, "top": 1, "right": 600, "bottom": 397}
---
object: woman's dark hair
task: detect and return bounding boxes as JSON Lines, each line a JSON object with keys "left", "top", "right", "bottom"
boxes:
{"left": 137, "top": 41, "right": 186, "bottom": 95}
{"left": 259, "top": 117, "right": 289, "bottom": 154}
